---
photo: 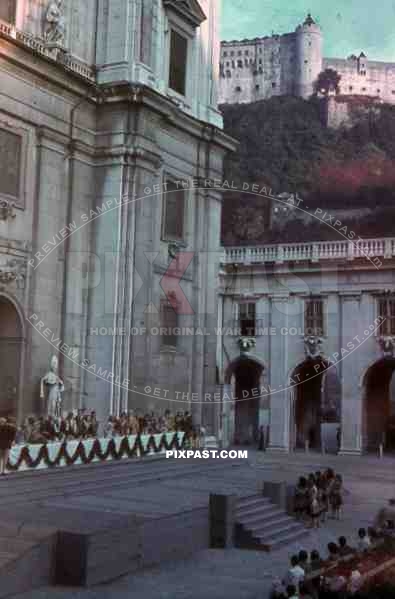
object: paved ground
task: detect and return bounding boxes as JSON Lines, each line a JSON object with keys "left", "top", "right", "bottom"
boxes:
{"left": 7, "top": 450, "right": 395, "bottom": 599}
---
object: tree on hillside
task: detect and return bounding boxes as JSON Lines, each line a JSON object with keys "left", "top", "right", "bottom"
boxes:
{"left": 314, "top": 68, "right": 341, "bottom": 96}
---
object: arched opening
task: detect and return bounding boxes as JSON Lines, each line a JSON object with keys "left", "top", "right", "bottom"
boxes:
{"left": 0, "top": 296, "right": 23, "bottom": 418}
{"left": 226, "top": 355, "right": 264, "bottom": 445}
{"left": 290, "top": 358, "right": 341, "bottom": 451}
{"left": 362, "top": 358, "right": 395, "bottom": 452}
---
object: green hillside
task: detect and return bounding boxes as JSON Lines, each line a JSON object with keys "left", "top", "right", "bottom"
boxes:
{"left": 221, "top": 96, "right": 395, "bottom": 245}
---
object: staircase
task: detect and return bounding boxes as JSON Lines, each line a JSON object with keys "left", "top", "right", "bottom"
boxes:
{"left": 234, "top": 494, "right": 307, "bottom": 552}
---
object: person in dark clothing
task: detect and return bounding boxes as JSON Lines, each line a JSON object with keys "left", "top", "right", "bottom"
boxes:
{"left": 0, "top": 417, "right": 16, "bottom": 474}
{"left": 338, "top": 535, "right": 354, "bottom": 556}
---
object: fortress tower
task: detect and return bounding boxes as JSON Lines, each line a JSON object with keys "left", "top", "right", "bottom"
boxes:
{"left": 295, "top": 13, "right": 323, "bottom": 98}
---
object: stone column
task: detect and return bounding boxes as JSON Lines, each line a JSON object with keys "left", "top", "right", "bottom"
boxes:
{"left": 267, "top": 295, "right": 290, "bottom": 453}
{"left": 339, "top": 293, "right": 368, "bottom": 455}
{"left": 222, "top": 382, "right": 232, "bottom": 448}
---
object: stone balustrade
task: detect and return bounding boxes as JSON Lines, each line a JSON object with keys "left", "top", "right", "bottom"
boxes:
{"left": 0, "top": 19, "right": 96, "bottom": 82}
{"left": 221, "top": 237, "right": 395, "bottom": 265}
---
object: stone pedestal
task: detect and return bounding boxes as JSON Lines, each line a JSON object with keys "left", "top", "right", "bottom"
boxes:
{"left": 209, "top": 494, "right": 236, "bottom": 549}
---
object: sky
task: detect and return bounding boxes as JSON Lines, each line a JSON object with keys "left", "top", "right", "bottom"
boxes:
{"left": 221, "top": 0, "right": 395, "bottom": 62}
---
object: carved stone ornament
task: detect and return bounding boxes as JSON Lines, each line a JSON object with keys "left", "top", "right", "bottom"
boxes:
{"left": 168, "top": 240, "right": 186, "bottom": 260}
{"left": 304, "top": 335, "right": 324, "bottom": 359}
{"left": 0, "top": 257, "right": 26, "bottom": 287}
{"left": 238, "top": 337, "right": 256, "bottom": 353}
{"left": 377, "top": 336, "right": 395, "bottom": 358}
{"left": 44, "top": 0, "right": 66, "bottom": 45}
{"left": 0, "top": 198, "right": 16, "bottom": 221}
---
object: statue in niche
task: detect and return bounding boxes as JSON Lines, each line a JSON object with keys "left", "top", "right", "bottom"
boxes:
{"left": 40, "top": 355, "right": 64, "bottom": 418}
{"left": 44, "top": 0, "right": 66, "bottom": 45}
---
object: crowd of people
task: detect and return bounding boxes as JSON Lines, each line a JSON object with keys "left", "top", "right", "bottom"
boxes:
{"left": 11, "top": 409, "right": 193, "bottom": 445}
{"left": 293, "top": 469, "right": 343, "bottom": 528}
{"left": 103, "top": 410, "right": 193, "bottom": 438}
{"left": 271, "top": 528, "right": 393, "bottom": 598}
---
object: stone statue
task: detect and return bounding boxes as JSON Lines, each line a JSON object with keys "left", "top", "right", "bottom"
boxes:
{"left": 40, "top": 355, "right": 64, "bottom": 418}
{"left": 304, "top": 335, "right": 324, "bottom": 359}
{"left": 44, "top": 0, "right": 66, "bottom": 45}
{"left": 238, "top": 337, "right": 256, "bottom": 353}
{"left": 378, "top": 336, "right": 395, "bottom": 358}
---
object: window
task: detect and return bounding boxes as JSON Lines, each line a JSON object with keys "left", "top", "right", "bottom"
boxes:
{"left": 0, "top": 128, "right": 22, "bottom": 201}
{"left": 239, "top": 303, "right": 256, "bottom": 337}
{"left": 259, "top": 58, "right": 262, "bottom": 64}
{"left": 162, "top": 179, "right": 185, "bottom": 241}
{"left": 392, "top": 90, "right": 395, "bottom": 95}
{"left": 378, "top": 297, "right": 395, "bottom": 335}
{"left": 160, "top": 300, "right": 178, "bottom": 348}
{"left": 349, "top": 86, "right": 353, "bottom": 91}
{"left": 255, "top": 84, "right": 260, "bottom": 90}
{"left": 140, "top": 0, "right": 153, "bottom": 66}
{"left": 0, "top": 0, "right": 16, "bottom": 24}
{"left": 235, "top": 86, "right": 241, "bottom": 92}
{"left": 245, "top": 50, "right": 249, "bottom": 56}
{"left": 377, "top": 89, "right": 381, "bottom": 93}
{"left": 237, "top": 59, "right": 243, "bottom": 68}
{"left": 230, "top": 51, "right": 234, "bottom": 57}
{"left": 304, "top": 60, "right": 308, "bottom": 64}
{"left": 305, "top": 297, "right": 324, "bottom": 335}
{"left": 272, "top": 82, "right": 276, "bottom": 88}
{"left": 169, "top": 29, "right": 188, "bottom": 95}
{"left": 238, "top": 50, "right": 242, "bottom": 56}
{"left": 362, "top": 87, "right": 366, "bottom": 92}
{"left": 223, "top": 51, "right": 228, "bottom": 57}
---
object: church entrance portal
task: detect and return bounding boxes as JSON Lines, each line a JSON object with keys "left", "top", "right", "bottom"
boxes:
{"left": 232, "top": 357, "right": 263, "bottom": 445}
{"left": 290, "top": 359, "right": 341, "bottom": 451}
{"left": 362, "top": 358, "right": 395, "bottom": 452}
{"left": 0, "top": 297, "right": 23, "bottom": 418}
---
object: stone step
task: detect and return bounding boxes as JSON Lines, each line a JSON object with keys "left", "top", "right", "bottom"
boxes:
{"left": 236, "top": 495, "right": 270, "bottom": 510}
{"left": 237, "top": 507, "right": 288, "bottom": 528}
{"left": 251, "top": 520, "right": 304, "bottom": 541}
{"left": 259, "top": 527, "right": 308, "bottom": 551}
{"left": 236, "top": 501, "right": 279, "bottom": 519}
{"left": 245, "top": 514, "right": 295, "bottom": 533}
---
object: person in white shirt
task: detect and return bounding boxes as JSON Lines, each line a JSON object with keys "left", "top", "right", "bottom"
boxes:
{"left": 284, "top": 555, "right": 305, "bottom": 589}
{"left": 357, "top": 528, "right": 371, "bottom": 552}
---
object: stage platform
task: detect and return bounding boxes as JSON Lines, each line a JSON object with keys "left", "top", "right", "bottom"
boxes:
{"left": 0, "top": 455, "right": 263, "bottom": 595}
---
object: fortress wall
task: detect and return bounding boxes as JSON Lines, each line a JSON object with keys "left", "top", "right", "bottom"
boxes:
{"left": 219, "top": 17, "right": 395, "bottom": 106}
{"left": 219, "top": 33, "right": 296, "bottom": 104}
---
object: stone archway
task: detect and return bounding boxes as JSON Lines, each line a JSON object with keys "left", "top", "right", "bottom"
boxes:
{"left": 290, "top": 358, "right": 340, "bottom": 451}
{"left": 362, "top": 358, "right": 395, "bottom": 452}
{"left": 0, "top": 296, "right": 23, "bottom": 418}
{"left": 225, "top": 355, "right": 264, "bottom": 445}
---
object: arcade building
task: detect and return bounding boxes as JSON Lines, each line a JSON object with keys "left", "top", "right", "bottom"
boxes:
{"left": 217, "top": 238, "right": 395, "bottom": 455}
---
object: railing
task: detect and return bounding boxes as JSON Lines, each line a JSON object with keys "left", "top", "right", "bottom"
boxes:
{"left": 221, "top": 238, "right": 395, "bottom": 265}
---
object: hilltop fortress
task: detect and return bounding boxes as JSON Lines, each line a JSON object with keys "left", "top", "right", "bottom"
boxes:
{"left": 219, "top": 14, "right": 395, "bottom": 105}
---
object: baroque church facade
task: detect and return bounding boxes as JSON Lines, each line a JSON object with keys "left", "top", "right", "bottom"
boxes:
{"left": 0, "top": 0, "right": 234, "bottom": 427}
{"left": 219, "top": 14, "right": 395, "bottom": 105}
